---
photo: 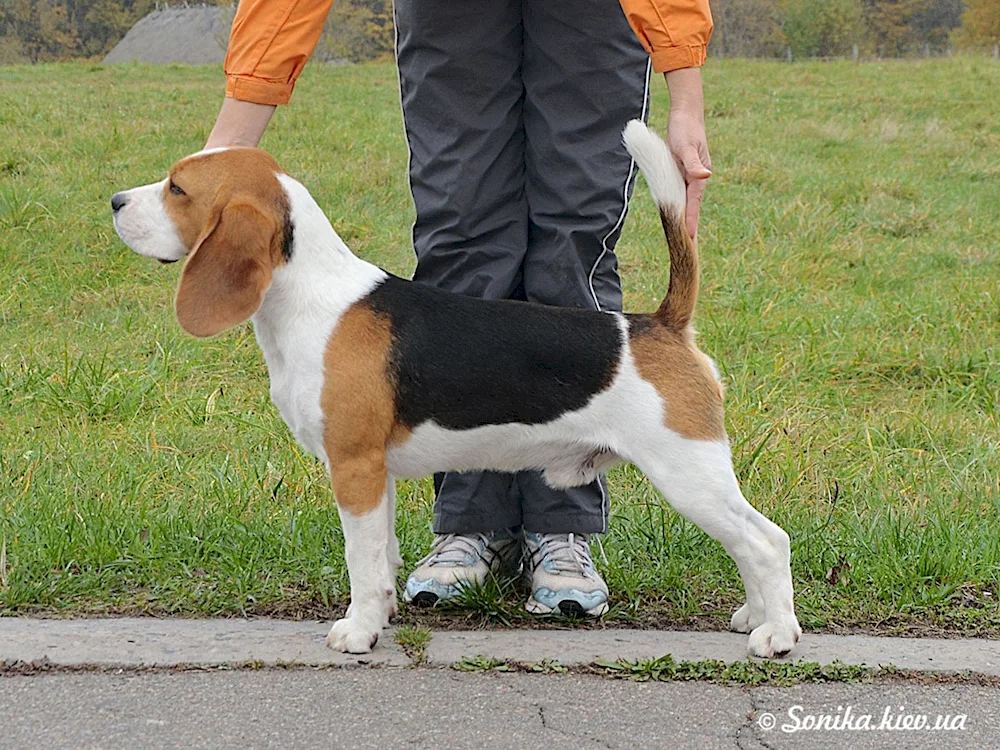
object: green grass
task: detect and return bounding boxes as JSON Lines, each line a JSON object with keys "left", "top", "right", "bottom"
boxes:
{"left": 452, "top": 655, "right": 516, "bottom": 673}
{"left": 1, "top": 58, "right": 998, "bottom": 635}
{"left": 452, "top": 653, "right": 877, "bottom": 685}
{"left": 393, "top": 624, "right": 432, "bottom": 664}
{"left": 594, "top": 655, "right": 874, "bottom": 685}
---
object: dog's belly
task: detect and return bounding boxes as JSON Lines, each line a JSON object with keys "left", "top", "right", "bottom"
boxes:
{"left": 385, "top": 419, "right": 619, "bottom": 488}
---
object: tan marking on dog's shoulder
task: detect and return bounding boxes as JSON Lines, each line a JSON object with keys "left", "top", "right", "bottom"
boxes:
{"left": 629, "top": 318, "right": 726, "bottom": 441}
{"left": 321, "top": 300, "right": 405, "bottom": 515}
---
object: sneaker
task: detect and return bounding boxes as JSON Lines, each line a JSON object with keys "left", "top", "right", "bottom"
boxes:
{"left": 523, "top": 532, "right": 609, "bottom": 617}
{"left": 404, "top": 529, "right": 521, "bottom": 607}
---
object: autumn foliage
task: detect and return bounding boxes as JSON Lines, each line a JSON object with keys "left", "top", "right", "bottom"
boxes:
{"left": 1, "top": 0, "right": 997, "bottom": 64}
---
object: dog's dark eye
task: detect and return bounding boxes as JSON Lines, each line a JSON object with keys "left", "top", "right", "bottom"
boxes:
{"left": 169, "top": 181, "right": 186, "bottom": 196}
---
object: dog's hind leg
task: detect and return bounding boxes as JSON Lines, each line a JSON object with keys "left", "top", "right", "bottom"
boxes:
{"left": 631, "top": 437, "right": 801, "bottom": 658}
{"left": 326, "top": 454, "right": 397, "bottom": 654}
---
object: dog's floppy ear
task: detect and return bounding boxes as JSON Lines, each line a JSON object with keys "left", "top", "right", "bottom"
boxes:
{"left": 175, "top": 201, "right": 275, "bottom": 338}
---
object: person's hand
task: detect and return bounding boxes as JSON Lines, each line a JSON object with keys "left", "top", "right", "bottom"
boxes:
{"left": 667, "top": 109, "right": 711, "bottom": 240}
{"left": 663, "top": 68, "right": 711, "bottom": 240}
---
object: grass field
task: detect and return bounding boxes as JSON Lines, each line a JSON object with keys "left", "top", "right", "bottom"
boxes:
{"left": 1, "top": 58, "right": 998, "bottom": 636}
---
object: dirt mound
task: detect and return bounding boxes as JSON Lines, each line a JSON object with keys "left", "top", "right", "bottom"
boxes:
{"left": 103, "top": 6, "right": 233, "bottom": 64}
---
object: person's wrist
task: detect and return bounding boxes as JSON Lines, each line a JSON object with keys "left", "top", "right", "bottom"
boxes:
{"left": 664, "top": 67, "right": 704, "bottom": 121}
{"left": 668, "top": 108, "right": 704, "bottom": 128}
{"left": 205, "top": 97, "right": 276, "bottom": 150}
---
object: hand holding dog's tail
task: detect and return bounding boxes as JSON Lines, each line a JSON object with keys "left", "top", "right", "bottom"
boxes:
{"left": 622, "top": 120, "right": 698, "bottom": 333}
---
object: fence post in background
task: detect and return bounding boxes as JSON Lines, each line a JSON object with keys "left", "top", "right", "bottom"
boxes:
{"left": 852, "top": 44, "right": 859, "bottom": 62}
{"left": 994, "top": 43, "right": 999, "bottom": 60}
{"left": 923, "top": 43, "right": 930, "bottom": 58}
{"left": 947, "top": 47, "right": 952, "bottom": 57}
{"left": 786, "top": 46, "right": 792, "bottom": 63}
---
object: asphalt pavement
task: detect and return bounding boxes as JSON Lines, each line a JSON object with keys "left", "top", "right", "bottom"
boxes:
{"left": 2, "top": 669, "right": 998, "bottom": 749}
{"left": 1, "top": 618, "right": 997, "bottom": 749}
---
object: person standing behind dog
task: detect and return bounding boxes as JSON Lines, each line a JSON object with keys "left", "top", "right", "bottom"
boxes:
{"left": 205, "top": 0, "right": 713, "bottom": 617}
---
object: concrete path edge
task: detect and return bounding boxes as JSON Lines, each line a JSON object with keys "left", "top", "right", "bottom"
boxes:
{"left": 1, "top": 618, "right": 998, "bottom": 676}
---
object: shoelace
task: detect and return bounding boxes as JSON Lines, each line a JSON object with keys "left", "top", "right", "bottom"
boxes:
{"left": 530, "top": 533, "right": 593, "bottom": 577}
{"left": 419, "top": 533, "right": 494, "bottom": 567}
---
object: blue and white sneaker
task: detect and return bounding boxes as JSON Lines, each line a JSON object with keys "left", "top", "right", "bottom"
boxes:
{"left": 523, "top": 532, "right": 609, "bottom": 617}
{"left": 404, "top": 530, "right": 521, "bottom": 607}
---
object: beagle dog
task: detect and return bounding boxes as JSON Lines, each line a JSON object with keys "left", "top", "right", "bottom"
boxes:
{"left": 111, "top": 121, "right": 801, "bottom": 658}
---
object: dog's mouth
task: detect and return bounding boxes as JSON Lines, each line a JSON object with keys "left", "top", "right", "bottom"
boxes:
{"left": 158, "top": 258, "right": 179, "bottom": 264}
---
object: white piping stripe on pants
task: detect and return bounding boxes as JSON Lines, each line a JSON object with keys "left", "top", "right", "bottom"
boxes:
{"left": 588, "top": 57, "right": 652, "bottom": 532}
{"left": 587, "top": 57, "right": 653, "bottom": 315}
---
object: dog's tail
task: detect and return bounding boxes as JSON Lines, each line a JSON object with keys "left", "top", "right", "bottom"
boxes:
{"left": 622, "top": 120, "right": 697, "bottom": 332}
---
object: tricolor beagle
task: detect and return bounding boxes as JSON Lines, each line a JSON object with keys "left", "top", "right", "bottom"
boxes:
{"left": 111, "top": 121, "right": 801, "bottom": 658}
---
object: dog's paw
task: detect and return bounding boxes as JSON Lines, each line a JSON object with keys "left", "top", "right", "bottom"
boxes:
{"left": 747, "top": 616, "right": 802, "bottom": 659}
{"left": 325, "top": 618, "right": 380, "bottom": 654}
{"left": 729, "top": 602, "right": 764, "bottom": 634}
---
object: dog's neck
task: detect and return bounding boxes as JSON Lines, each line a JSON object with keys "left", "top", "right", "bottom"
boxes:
{"left": 254, "top": 175, "right": 387, "bottom": 336}
{"left": 249, "top": 175, "right": 387, "bottom": 462}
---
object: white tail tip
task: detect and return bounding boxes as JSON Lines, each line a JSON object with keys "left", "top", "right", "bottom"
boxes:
{"left": 622, "top": 120, "right": 686, "bottom": 211}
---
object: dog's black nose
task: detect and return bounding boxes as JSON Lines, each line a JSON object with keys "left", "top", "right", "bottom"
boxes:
{"left": 111, "top": 193, "right": 127, "bottom": 213}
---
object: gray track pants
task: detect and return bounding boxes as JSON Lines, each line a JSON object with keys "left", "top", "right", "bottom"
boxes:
{"left": 394, "top": 0, "right": 650, "bottom": 535}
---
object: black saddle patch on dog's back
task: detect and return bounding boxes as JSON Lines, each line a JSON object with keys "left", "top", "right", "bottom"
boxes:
{"left": 364, "top": 275, "right": 622, "bottom": 431}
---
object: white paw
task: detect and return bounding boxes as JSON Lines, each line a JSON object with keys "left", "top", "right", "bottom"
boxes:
{"left": 730, "top": 602, "right": 764, "bottom": 634}
{"left": 325, "top": 618, "right": 380, "bottom": 654}
{"left": 747, "top": 616, "right": 802, "bottom": 658}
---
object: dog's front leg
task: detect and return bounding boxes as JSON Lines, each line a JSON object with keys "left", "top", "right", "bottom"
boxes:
{"left": 386, "top": 474, "right": 403, "bottom": 620}
{"left": 326, "top": 455, "right": 396, "bottom": 654}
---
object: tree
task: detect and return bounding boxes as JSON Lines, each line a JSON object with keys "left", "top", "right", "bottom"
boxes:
{"left": 710, "top": 0, "right": 786, "bottom": 58}
{"left": 781, "top": 0, "right": 865, "bottom": 58}
{"left": 315, "top": 0, "right": 393, "bottom": 63}
{"left": 0, "top": 31, "right": 29, "bottom": 63}
{"left": 0, "top": 0, "right": 79, "bottom": 61}
{"left": 80, "top": 0, "right": 152, "bottom": 57}
{"left": 953, "top": 0, "right": 1000, "bottom": 49}
{"left": 910, "top": 0, "right": 963, "bottom": 49}
{"left": 862, "top": 0, "right": 962, "bottom": 55}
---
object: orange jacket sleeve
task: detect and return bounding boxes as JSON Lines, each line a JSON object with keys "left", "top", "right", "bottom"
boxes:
{"left": 619, "top": 0, "right": 713, "bottom": 73}
{"left": 223, "top": 0, "right": 334, "bottom": 106}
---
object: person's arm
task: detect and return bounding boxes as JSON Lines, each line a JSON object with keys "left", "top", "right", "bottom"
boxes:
{"left": 205, "top": 0, "right": 333, "bottom": 149}
{"left": 618, "top": 0, "right": 713, "bottom": 238}
{"left": 206, "top": 98, "right": 276, "bottom": 149}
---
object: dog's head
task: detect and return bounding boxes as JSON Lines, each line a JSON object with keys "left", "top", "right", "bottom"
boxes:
{"left": 111, "top": 148, "right": 292, "bottom": 338}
